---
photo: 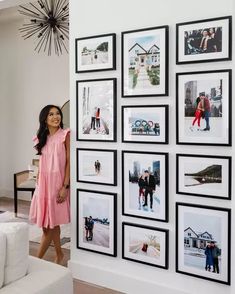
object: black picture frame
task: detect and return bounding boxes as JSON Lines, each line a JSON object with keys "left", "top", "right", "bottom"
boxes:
{"left": 121, "top": 25, "right": 169, "bottom": 97}
{"left": 122, "top": 222, "right": 169, "bottom": 269}
{"left": 75, "top": 33, "right": 116, "bottom": 73}
{"left": 122, "top": 105, "right": 169, "bottom": 144}
{"left": 76, "top": 148, "right": 117, "bottom": 186}
{"left": 76, "top": 189, "right": 117, "bottom": 257}
{"left": 176, "top": 16, "right": 232, "bottom": 64}
{"left": 176, "top": 202, "right": 231, "bottom": 285}
{"left": 122, "top": 150, "right": 168, "bottom": 222}
{"left": 76, "top": 78, "right": 117, "bottom": 142}
{"left": 176, "top": 154, "right": 232, "bottom": 200}
{"left": 176, "top": 69, "right": 232, "bottom": 146}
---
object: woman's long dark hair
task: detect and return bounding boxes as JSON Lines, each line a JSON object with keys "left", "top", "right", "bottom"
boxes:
{"left": 35, "top": 105, "right": 63, "bottom": 155}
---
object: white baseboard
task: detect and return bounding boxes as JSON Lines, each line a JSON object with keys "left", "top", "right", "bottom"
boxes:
{"left": 68, "top": 260, "right": 189, "bottom": 294}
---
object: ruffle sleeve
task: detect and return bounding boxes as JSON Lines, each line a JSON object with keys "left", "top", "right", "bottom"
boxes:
{"left": 62, "top": 128, "right": 70, "bottom": 142}
{"left": 33, "top": 135, "right": 39, "bottom": 147}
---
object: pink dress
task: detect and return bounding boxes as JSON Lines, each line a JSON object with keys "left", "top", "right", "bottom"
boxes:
{"left": 29, "top": 128, "right": 70, "bottom": 229}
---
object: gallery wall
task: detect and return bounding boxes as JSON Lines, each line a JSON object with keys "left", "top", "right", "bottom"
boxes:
{"left": 69, "top": 0, "right": 235, "bottom": 293}
{"left": 0, "top": 6, "right": 69, "bottom": 200}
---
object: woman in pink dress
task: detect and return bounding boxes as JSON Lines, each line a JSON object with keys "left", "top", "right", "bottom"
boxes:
{"left": 29, "top": 105, "right": 70, "bottom": 264}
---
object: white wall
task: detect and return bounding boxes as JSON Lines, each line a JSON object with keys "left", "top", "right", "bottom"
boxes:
{"left": 0, "top": 6, "right": 69, "bottom": 200}
{"left": 69, "top": 0, "right": 235, "bottom": 293}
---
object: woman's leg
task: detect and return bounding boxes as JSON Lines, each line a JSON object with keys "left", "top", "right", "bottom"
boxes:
{"left": 51, "top": 226, "right": 64, "bottom": 264}
{"left": 37, "top": 227, "right": 53, "bottom": 259}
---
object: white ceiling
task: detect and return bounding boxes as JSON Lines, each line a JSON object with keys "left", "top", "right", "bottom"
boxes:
{"left": 0, "top": 0, "right": 30, "bottom": 10}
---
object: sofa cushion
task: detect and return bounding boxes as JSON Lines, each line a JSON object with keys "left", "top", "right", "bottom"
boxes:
{"left": 0, "top": 222, "right": 29, "bottom": 286}
{"left": 0, "top": 256, "right": 73, "bottom": 294}
{"left": 0, "top": 232, "right": 6, "bottom": 289}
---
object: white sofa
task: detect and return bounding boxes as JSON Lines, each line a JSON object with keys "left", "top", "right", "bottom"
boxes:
{"left": 0, "top": 222, "right": 73, "bottom": 294}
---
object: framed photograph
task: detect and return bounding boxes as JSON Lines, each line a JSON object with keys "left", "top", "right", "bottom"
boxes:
{"left": 176, "top": 154, "right": 231, "bottom": 200}
{"left": 122, "top": 222, "right": 169, "bottom": 269}
{"left": 75, "top": 33, "right": 116, "bottom": 73}
{"left": 176, "top": 203, "right": 231, "bottom": 285}
{"left": 121, "top": 26, "right": 169, "bottom": 97}
{"left": 76, "top": 78, "right": 117, "bottom": 142}
{"left": 176, "top": 70, "right": 231, "bottom": 146}
{"left": 77, "top": 189, "right": 117, "bottom": 257}
{"left": 76, "top": 148, "right": 117, "bottom": 186}
{"left": 122, "top": 105, "right": 169, "bottom": 144}
{"left": 122, "top": 151, "right": 168, "bottom": 222}
{"left": 176, "top": 16, "right": 232, "bottom": 64}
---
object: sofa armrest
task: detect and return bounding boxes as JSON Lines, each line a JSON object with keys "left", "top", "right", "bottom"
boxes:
{"left": 0, "top": 256, "right": 73, "bottom": 294}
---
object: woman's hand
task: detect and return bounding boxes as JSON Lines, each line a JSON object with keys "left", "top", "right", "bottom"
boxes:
{"left": 57, "top": 187, "right": 67, "bottom": 203}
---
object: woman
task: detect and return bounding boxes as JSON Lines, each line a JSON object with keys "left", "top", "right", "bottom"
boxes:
{"left": 190, "top": 96, "right": 203, "bottom": 131}
{"left": 29, "top": 105, "right": 70, "bottom": 265}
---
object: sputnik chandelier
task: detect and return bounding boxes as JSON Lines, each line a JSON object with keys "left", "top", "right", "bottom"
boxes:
{"left": 18, "top": 0, "right": 69, "bottom": 56}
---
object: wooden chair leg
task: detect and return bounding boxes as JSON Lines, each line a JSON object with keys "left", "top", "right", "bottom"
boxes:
{"left": 13, "top": 174, "right": 18, "bottom": 217}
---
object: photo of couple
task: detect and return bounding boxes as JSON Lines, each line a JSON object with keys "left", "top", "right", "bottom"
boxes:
{"left": 77, "top": 149, "right": 116, "bottom": 186}
{"left": 177, "top": 203, "right": 231, "bottom": 285}
{"left": 177, "top": 70, "right": 231, "bottom": 145}
{"left": 77, "top": 78, "right": 116, "bottom": 141}
{"left": 184, "top": 223, "right": 222, "bottom": 274}
{"left": 184, "top": 26, "right": 222, "bottom": 56}
{"left": 123, "top": 151, "right": 167, "bottom": 222}
{"left": 77, "top": 189, "right": 117, "bottom": 256}
{"left": 186, "top": 80, "right": 222, "bottom": 134}
{"left": 137, "top": 170, "right": 158, "bottom": 212}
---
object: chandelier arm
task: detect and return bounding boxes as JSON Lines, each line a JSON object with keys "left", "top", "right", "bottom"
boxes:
{"left": 54, "top": 0, "right": 68, "bottom": 19}
{"left": 42, "top": 0, "right": 50, "bottom": 14}
{"left": 36, "top": 26, "right": 50, "bottom": 53}
{"left": 22, "top": 26, "right": 45, "bottom": 39}
{"left": 57, "top": 12, "right": 69, "bottom": 21}
{"left": 56, "top": 26, "right": 69, "bottom": 40}
{"left": 18, "top": 11, "right": 46, "bottom": 21}
{"left": 53, "top": 33, "right": 59, "bottom": 56}
{"left": 29, "top": 2, "right": 48, "bottom": 18}
{"left": 59, "top": 35, "right": 68, "bottom": 53}
{"left": 35, "top": 25, "right": 50, "bottom": 52}
{"left": 19, "top": 5, "right": 40, "bottom": 16}
{"left": 55, "top": 7, "right": 68, "bottom": 20}
{"left": 50, "top": 0, "right": 55, "bottom": 16}
{"left": 56, "top": 31, "right": 63, "bottom": 55}
{"left": 54, "top": 0, "right": 66, "bottom": 18}
{"left": 43, "top": 27, "right": 53, "bottom": 52}
{"left": 48, "top": 29, "right": 53, "bottom": 55}
{"left": 53, "top": 0, "right": 62, "bottom": 19}
{"left": 57, "top": 24, "right": 69, "bottom": 34}
{"left": 37, "top": 0, "right": 50, "bottom": 14}
{"left": 21, "top": 22, "right": 45, "bottom": 28}
{"left": 19, "top": 24, "right": 44, "bottom": 33}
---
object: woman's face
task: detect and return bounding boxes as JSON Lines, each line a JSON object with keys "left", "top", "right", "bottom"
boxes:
{"left": 46, "top": 107, "right": 61, "bottom": 128}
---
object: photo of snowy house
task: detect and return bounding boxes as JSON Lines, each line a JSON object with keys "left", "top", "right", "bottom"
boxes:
{"left": 129, "top": 43, "right": 160, "bottom": 69}
{"left": 122, "top": 26, "right": 168, "bottom": 97}
{"left": 184, "top": 227, "right": 214, "bottom": 249}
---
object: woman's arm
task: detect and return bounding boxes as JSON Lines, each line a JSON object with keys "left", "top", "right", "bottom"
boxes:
{"left": 57, "top": 132, "right": 70, "bottom": 203}
{"left": 63, "top": 132, "right": 70, "bottom": 187}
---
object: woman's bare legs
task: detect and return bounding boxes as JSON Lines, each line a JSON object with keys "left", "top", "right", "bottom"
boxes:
{"left": 52, "top": 225, "right": 64, "bottom": 264}
{"left": 37, "top": 227, "right": 53, "bottom": 259}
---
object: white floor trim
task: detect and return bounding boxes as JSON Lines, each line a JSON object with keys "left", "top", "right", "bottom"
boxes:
{"left": 68, "top": 260, "right": 189, "bottom": 294}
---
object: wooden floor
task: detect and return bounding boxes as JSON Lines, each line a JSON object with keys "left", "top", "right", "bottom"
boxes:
{"left": 0, "top": 197, "right": 122, "bottom": 294}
